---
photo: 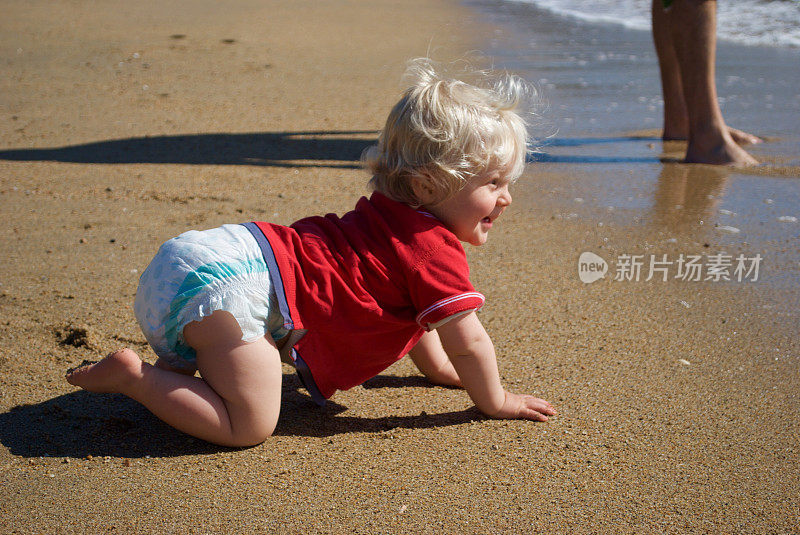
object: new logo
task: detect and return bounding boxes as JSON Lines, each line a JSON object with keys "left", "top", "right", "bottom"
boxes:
{"left": 578, "top": 252, "right": 608, "bottom": 284}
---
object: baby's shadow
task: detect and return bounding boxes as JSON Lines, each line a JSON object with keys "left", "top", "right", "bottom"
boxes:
{"left": 0, "top": 373, "right": 481, "bottom": 457}
{"left": 361, "top": 375, "right": 438, "bottom": 389}
{"left": 279, "top": 373, "right": 480, "bottom": 438}
{"left": 0, "top": 390, "right": 218, "bottom": 459}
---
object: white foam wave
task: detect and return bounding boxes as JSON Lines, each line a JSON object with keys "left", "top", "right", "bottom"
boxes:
{"left": 508, "top": 0, "right": 800, "bottom": 48}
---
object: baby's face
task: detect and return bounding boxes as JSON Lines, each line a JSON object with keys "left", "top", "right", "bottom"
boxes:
{"left": 424, "top": 169, "right": 512, "bottom": 246}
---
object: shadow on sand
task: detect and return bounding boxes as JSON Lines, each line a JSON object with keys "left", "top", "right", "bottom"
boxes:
{"left": 530, "top": 135, "right": 670, "bottom": 164}
{"left": 0, "top": 373, "right": 481, "bottom": 458}
{"left": 0, "top": 132, "right": 676, "bottom": 167}
{"left": 0, "top": 130, "right": 378, "bottom": 169}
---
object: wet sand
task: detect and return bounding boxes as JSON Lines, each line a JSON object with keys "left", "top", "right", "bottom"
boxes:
{"left": 1, "top": 0, "right": 798, "bottom": 533}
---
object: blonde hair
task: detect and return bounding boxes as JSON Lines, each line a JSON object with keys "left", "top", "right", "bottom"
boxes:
{"left": 363, "top": 58, "right": 536, "bottom": 206}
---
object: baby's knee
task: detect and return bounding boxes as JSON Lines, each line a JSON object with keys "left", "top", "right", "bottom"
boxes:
{"left": 228, "top": 422, "right": 276, "bottom": 447}
{"left": 225, "top": 406, "right": 279, "bottom": 447}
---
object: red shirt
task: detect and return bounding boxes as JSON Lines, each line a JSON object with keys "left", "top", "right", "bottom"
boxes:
{"left": 249, "top": 192, "right": 484, "bottom": 399}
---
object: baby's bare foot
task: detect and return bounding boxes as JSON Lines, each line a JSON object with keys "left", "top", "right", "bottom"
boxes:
{"left": 66, "top": 348, "right": 144, "bottom": 393}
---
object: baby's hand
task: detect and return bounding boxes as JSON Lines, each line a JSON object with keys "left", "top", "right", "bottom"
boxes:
{"left": 489, "top": 391, "right": 556, "bottom": 421}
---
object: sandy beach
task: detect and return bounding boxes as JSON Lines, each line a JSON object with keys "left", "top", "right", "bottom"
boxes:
{"left": 1, "top": 0, "right": 799, "bottom": 533}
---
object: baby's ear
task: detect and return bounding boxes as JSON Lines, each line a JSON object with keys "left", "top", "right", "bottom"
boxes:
{"left": 411, "top": 174, "right": 437, "bottom": 205}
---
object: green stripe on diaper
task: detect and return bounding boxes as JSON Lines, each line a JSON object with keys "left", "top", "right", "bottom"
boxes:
{"left": 164, "top": 259, "right": 267, "bottom": 361}
{"left": 662, "top": 0, "right": 673, "bottom": 8}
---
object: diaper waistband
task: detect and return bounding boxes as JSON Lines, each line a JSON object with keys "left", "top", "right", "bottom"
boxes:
{"left": 241, "top": 222, "right": 326, "bottom": 407}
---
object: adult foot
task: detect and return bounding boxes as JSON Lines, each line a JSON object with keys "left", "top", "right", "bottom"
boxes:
{"left": 684, "top": 136, "right": 759, "bottom": 166}
{"left": 727, "top": 127, "right": 763, "bottom": 146}
{"left": 664, "top": 125, "right": 762, "bottom": 146}
{"left": 66, "top": 348, "right": 144, "bottom": 393}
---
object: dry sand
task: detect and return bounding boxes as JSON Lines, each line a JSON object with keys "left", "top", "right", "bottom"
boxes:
{"left": 1, "top": 0, "right": 798, "bottom": 533}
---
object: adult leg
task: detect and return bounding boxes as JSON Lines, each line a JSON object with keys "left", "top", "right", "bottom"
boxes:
{"left": 653, "top": 0, "right": 762, "bottom": 147}
{"left": 666, "top": 0, "right": 757, "bottom": 164}
{"left": 652, "top": 0, "right": 688, "bottom": 141}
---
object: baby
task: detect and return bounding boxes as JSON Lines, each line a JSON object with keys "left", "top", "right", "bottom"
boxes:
{"left": 66, "top": 58, "right": 556, "bottom": 446}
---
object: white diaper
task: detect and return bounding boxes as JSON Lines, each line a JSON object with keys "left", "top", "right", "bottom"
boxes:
{"left": 134, "top": 224, "right": 288, "bottom": 369}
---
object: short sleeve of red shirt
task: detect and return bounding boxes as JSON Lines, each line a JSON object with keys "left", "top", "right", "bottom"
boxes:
{"left": 407, "top": 230, "right": 485, "bottom": 330}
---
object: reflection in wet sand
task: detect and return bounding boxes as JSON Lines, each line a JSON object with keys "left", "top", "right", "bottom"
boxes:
{"left": 651, "top": 164, "right": 731, "bottom": 232}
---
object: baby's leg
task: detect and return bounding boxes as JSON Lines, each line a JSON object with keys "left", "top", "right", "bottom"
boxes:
{"left": 183, "top": 310, "right": 283, "bottom": 446}
{"left": 154, "top": 357, "right": 197, "bottom": 376}
{"left": 66, "top": 311, "right": 282, "bottom": 447}
{"left": 66, "top": 348, "right": 149, "bottom": 394}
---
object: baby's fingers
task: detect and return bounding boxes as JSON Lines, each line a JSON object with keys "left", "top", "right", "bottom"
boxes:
{"left": 522, "top": 396, "right": 557, "bottom": 421}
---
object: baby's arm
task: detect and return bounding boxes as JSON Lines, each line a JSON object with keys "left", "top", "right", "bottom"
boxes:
{"left": 408, "top": 330, "right": 463, "bottom": 387}
{"left": 436, "top": 311, "right": 556, "bottom": 421}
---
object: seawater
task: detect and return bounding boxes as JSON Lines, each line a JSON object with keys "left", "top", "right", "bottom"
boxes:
{"left": 507, "top": 0, "right": 800, "bottom": 49}
{"left": 463, "top": 0, "right": 800, "bottom": 295}
{"left": 465, "top": 0, "right": 800, "bottom": 142}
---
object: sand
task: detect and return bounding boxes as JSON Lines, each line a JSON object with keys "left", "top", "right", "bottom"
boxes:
{"left": 1, "top": 0, "right": 798, "bottom": 533}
